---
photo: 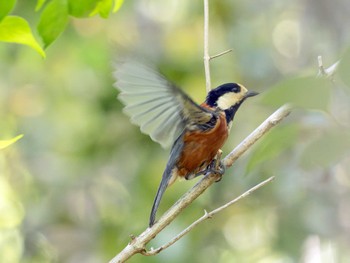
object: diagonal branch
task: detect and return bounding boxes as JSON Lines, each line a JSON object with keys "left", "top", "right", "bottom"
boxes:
{"left": 223, "top": 104, "right": 292, "bottom": 167}
{"left": 210, "top": 49, "right": 233, "bottom": 60}
{"left": 142, "top": 176, "right": 275, "bottom": 256}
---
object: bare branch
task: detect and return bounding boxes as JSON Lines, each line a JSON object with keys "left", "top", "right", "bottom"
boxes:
{"left": 203, "top": 0, "right": 211, "bottom": 93}
{"left": 223, "top": 104, "right": 292, "bottom": 167}
{"left": 318, "top": 56, "right": 327, "bottom": 76}
{"left": 142, "top": 176, "right": 275, "bottom": 256}
{"left": 317, "top": 55, "right": 339, "bottom": 81}
{"left": 203, "top": 0, "right": 233, "bottom": 92}
{"left": 210, "top": 49, "right": 233, "bottom": 60}
{"left": 109, "top": 104, "right": 291, "bottom": 263}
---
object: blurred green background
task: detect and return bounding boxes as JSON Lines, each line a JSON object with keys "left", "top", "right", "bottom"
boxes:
{"left": 1, "top": 0, "right": 350, "bottom": 262}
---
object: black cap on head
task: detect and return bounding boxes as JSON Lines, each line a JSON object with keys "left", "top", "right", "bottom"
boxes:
{"left": 206, "top": 83, "right": 241, "bottom": 107}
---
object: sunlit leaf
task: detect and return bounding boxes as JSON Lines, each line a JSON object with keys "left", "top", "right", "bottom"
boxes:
{"left": 113, "top": 0, "right": 124, "bottom": 13}
{"left": 68, "top": 0, "right": 99, "bottom": 18}
{"left": 37, "top": 0, "right": 69, "bottom": 48}
{"left": 0, "top": 16, "right": 45, "bottom": 57}
{"left": 0, "top": 134, "right": 23, "bottom": 150}
{"left": 90, "top": 0, "right": 113, "bottom": 18}
{"left": 338, "top": 46, "right": 350, "bottom": 88}
{"left": 246, "top": 125, "right": 299, "bottom": 172}
{"left": 35, "top": 0, "right": 47, "bottom": 11}
{"left": 300, "top": 130, "right": 350, "bottom": 170}
{"left": 0, "top": 0, "right": 16, "bottom": 21}
{"left": 260, "top": 76, "right": 331, "bottom": 111}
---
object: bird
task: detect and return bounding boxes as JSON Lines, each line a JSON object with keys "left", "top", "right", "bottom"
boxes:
{"left": 113, "top": 60, "right": 258, "bottom": 227}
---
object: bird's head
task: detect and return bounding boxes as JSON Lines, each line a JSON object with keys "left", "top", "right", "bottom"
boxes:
{"left": 205, "top": 83, "right": 258, "bottom": 110}
{"left": 205, "top": 83, "right": 258, "bottom": 124}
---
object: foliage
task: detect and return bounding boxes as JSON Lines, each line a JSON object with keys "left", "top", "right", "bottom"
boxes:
{"left": 0, "top": 0, "right": 124, "bottom": 57}
{"left": 0, "top": 135, "right": 23, "bottom": 150}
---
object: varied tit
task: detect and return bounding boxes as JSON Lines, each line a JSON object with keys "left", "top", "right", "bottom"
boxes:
{"left": 114, "top": 61, "right": 258, "bottom": 227}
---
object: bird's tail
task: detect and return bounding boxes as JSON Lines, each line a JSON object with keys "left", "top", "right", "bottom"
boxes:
{"left": 149, "top": 166, "right": 176, "bottom": 227}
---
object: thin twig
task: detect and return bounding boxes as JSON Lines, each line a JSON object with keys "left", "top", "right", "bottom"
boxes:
{"left": 210, "top": 49, "right": 233, "bottom": 60}
{"left": 203, "top": 0, "right": 211, "bottom": 92}
{"left": 317, "top": 55, "right": 339, "bottom": 81}
{"left": 317, "top": 56, "right": 327, "bottom": 76}
{"left": 203, "top": 0, "right": 233, "bottom": 92}
{"left": 142, "top": 176, "right": 275, "bottom": 256}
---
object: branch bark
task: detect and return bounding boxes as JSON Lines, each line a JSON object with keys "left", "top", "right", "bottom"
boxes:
{"left": 109, "top": 104, "right": 292, "bottom": 263}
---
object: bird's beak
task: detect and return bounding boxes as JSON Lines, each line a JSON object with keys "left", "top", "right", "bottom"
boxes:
{"left": 244, "top": 91, "right": 259, "bottom": 98}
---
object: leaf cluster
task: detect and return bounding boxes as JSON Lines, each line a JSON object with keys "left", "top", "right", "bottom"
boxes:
{"left": 0, "top": 0, "right": 124, "bottom": 57}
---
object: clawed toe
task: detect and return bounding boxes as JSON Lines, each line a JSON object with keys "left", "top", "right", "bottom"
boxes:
{"left": 206, "top": 160, "right": 226, "bottom": 181}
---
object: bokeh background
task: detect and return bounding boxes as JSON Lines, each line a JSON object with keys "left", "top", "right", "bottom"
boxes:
{"left": 1, "top": 0, "right": 350, "bottom": 262}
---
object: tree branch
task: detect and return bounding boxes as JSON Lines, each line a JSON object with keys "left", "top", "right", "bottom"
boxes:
{"left": 210, "top": 49, "right": 233, "bottom": 60}
{"left": 141, "top": 176, "right": 275, "bottom": 256}
{"left": 317, "top": 55, "right": 339, "bottom": 81}
{"left": 203, "top": 0, "right": 211, "bottom": 92}
{"left": 203, "top": 0, "right": 232, "bottom": 93}
{"left": 223, "top": 103, "right": 292, "bottom": 167}
{"left": 109, "top": 104, "right": 291, "bottom": 263}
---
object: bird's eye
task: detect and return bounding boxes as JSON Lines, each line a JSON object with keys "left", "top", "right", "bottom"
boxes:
{"left": 232, "top": 85, "right": 241, "bottom": 93}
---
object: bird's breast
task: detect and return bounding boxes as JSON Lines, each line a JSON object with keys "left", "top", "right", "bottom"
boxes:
{"left": 177, "top": 113, "right": 229, "bottom": 177}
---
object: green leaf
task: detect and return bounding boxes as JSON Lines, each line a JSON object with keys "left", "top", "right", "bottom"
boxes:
{"left": 338, "top": 46, "right": 350, "bottom": 88}
{"left": 37, "top": 0, "right": 69, "bottom": 48}
{"left": 300, "top": 130, "right": 350, "bottom": 170}
{"left": 246, "top": 125, "right": 299, "bottom": 172}
{"left": 0, "top": 16, "right": 45, "bottom": 57}
{"left": 0, "top": 0, "right": 16, "bottom": 21}
{"left": 68, "top": 0, "right": 99, "bottom": 18}
{"left": 90, "top": 0, "right": 113, "bottom": 18}
{"left": 113, "top": 0, "right": 124, "bottom": 13}
{"left": 260, "top": 76, "right": 331, "bottom": 111}
{"left": 35, "top": 0, "right": 47, "bottom": 11}
{"left": 0, "top": 134, "right": 23, "bottom": 150}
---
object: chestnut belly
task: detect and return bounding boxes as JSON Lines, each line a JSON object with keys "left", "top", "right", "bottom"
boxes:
{"left": 177, "top": 115, "right": 228, "bottom": 177}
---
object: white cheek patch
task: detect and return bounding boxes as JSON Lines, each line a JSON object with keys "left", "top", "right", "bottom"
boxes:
{"left": 217, "top": 92, "right": 242, "bottom": 110}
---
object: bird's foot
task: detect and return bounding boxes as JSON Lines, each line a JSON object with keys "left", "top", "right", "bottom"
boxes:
{"left": 207, "top": 160, "right": 226, "bottom": 182}
{"left": 206, "top": 150, "right": 226, "bottom": 182}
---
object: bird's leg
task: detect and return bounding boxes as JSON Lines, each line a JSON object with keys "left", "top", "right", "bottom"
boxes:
{"left": 206, "top": 149, "right": 225, "bottom": 182}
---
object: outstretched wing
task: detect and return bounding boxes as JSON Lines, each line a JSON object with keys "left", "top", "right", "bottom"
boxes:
{"left": 114, "top": 60, "right": 214, "bottom": 148}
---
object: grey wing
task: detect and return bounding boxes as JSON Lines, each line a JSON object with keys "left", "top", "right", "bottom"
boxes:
{"left": 114, "top": 60, "right": 213, "bottom": 148}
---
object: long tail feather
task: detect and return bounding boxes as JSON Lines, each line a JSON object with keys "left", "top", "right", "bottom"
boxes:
{"left": 149, "top": 134, "right": 183, "bottom": 227}
{"left": 149, "top": 166, "right": 177, "bottom": 227}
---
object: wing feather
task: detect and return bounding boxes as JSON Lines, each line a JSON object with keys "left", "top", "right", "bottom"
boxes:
{"left": 114, "top": 60, "right": 213, "bottom": 148}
